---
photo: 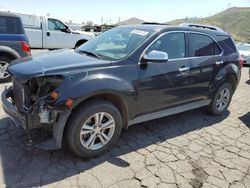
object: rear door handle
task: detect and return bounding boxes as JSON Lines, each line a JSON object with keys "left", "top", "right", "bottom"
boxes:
{"left": 179, "top": 66, "right": 190, "bottom": 72}
{"left": 215, "top": 61, "right": 224, "bottom": 65}
{"left": 47, "top": 32, "right": 50, "bottom": 36}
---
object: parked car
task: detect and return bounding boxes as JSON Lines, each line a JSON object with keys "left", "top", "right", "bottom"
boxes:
{"left": 0, "top": 11, "right": 30, "bottom": 83}
{"left": 237, "top": 44, "right": 250, "bottom": 66}
{"left": 2, "top": 23, "right": 242, "bottom": 158}
{"left": 12, "top": 12, "right": 95, "bottom": 49}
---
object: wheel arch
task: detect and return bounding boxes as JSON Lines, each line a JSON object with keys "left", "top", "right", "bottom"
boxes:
{"left": 0, "top": 46, "right": 20, "bottom": 60}
{"left": 212, "top": 63, "right": 241, "bottom": 95}
{"left": 75, "top": 39, "right": 88, "bottom": 48}
{"left": 59, "top": 92, "right": 129, "bottom": 149}
{"left": 226, "top": 73, "right": 238, "bottom": 92}
{"left": 73, "top": 92, "right": 129, "bottom": 128}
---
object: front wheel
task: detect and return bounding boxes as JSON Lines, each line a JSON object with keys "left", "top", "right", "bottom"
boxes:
{"left": 66, "top": 100, "right": 122, "bottom": 158}
{"left": 206, "top": 83, "right": 233, "bottom": 116}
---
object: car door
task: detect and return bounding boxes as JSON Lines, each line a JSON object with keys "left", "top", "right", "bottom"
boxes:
{"left": 45, "top": 18, "right": 73, "bottom": 49}
{"left": 136, "top": 32, "right": 194, "bottom": 115}
{"left": 188, "top": 33, "right": 223, "bottom": 100}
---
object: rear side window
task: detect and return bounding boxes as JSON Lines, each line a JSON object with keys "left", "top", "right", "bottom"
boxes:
{"left": 0, "top": 16, "right": 24, "bottom": 34}
{"left": 147, "top": 32, "right": 186, "bottom": 59}
{"left": 217, "top": 36, "right": 237, "bottom": 55}
{"left": 189, "top": 33, "right": 221, "bottom": 57}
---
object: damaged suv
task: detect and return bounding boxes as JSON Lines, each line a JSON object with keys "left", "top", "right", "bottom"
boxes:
{"left": 2, "top": 23, "right": 241, "bottom": 158}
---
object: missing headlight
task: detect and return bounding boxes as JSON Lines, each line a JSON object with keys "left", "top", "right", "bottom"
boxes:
{"left": 29, "top": 75, "right": 64, "bottom": 99}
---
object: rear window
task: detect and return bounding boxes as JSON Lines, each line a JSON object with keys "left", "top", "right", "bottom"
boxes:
{"left": 0, "top": 16, "right": 24, "bottom": 34}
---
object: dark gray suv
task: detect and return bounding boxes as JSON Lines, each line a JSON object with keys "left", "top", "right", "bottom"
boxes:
{"left": 2, "top": 23, "right": 242, "bottom": 158}
{"left": 0, "top": 11, "right": 31, "bottom": 83}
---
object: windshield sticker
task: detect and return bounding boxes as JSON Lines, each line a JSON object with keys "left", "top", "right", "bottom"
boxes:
{"left": 131, "top": 30, "right": 149, "bottom": 36}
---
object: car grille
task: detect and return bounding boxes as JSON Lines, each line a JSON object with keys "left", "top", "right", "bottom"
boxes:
{"left": 13, "top": 79, "right": 26, "bottom": 112}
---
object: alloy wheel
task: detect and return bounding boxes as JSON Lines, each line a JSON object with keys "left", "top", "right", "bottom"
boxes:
{"left": 216, "top": 88, "right": 230, "bottom": 111}
{"left": 80, "top": 112, "right": 115, "bottom": 150}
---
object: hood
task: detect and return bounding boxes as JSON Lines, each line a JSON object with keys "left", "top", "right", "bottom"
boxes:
{"left": 8, "top": 49, "right": 110, "bottom": 82}
{"left": 72, "top": 30, "right": 95, "bottom": 38}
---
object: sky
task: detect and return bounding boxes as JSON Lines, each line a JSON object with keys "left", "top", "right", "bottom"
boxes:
{"left": 0, "top": 0, "right": 250, "bottom": 24}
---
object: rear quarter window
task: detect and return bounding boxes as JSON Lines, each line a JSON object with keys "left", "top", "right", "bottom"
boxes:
{"left": 0, "top": 16, "right": 24, "bottom": 34}
{"left": 216, "top": 36, "right": 237, "bottom": 55}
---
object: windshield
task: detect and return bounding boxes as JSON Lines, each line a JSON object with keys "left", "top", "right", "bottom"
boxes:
{"left": 237, "top": 45, "right": 250, "bottom": 51}
{"left": 77, "top": 27, "right": 153, "bottom": 60}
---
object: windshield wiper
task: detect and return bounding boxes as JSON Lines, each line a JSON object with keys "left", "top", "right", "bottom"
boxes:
{"left": 77, "top": 50, "right": 102, "bottom": 59}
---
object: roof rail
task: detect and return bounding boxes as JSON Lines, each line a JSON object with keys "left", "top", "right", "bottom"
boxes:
{"left": 142, "top": 22, "right": 169, "bottom": 25}
{"left": 179, "top": 23, "right": 224, "bottom": 32}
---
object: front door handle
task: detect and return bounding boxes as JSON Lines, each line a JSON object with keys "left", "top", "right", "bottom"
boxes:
{"left": 179, "top": 66, "right": 190, "bottom": 72}
{"left": 47, "top": 32, "right": 50, "bottom": 36}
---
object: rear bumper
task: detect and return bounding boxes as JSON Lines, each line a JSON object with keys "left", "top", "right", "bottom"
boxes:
{"left": 1, "top": 87, "right": 26, "bottom": 128}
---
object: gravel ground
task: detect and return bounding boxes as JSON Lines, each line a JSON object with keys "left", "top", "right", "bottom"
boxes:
{"left": 0, "top": 57, "right": 249, "bottom": 188}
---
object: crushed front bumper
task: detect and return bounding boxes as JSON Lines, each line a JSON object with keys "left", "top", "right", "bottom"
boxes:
{"left": 1, "top": 86, "right": 72, "bottom": 150}
{"left": 1, "top": 87, "right": 26, "bottom": 128}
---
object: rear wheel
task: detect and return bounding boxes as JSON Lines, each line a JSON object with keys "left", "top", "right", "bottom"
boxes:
{"left": 66, "top": 100, "right": 122, "bottom": 158}
{"left": 0, "top": 56, "right": 13, "bottom": 83}
{"left": 207, "top": 83, "right": 233, "bottom": 116}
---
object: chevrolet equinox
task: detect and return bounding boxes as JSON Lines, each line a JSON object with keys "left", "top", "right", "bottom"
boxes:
{"left": 2, "top": 23, "right": 242, "bottom": 158}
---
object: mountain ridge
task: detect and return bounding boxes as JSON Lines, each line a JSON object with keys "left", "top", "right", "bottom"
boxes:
{"left": 167, "top": 7, "right": 250, "bottom": 42}
{"left": 118, "top": 7, "right": 250, "bottom": 42}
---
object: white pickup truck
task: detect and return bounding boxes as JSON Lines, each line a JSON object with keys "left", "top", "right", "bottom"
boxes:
{"left": 14, "top": 13, "right": 95, "bottom": 49}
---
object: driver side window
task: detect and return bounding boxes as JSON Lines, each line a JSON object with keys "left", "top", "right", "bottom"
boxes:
{"left": 148, "top": 32, "right": 186, "bottom": 59}
{"left": 48, "top": 18, "right": 66, "bottom": 31}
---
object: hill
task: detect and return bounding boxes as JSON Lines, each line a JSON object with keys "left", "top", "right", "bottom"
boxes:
{"left": 118, "top": 17, "right": 145, "bottom": 25}
{"left": 167, "top": 7, "right": 250, "bottom": 42}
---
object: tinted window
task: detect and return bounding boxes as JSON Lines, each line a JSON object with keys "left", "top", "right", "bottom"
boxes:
{"left": 0, "top": 16, "right": 24, "bottom": 34}
{"left": 147, "top": 33, "right": 186, "bottom": 59}
{"left": 217, "top": 36, "right": 237, "bottom": 55}
{"left": 189, "top": 33, "right": 221, "bottom": 57}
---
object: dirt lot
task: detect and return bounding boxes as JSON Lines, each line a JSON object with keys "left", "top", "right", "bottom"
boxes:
{"left": 0, "top": 57, "right": 249, "bottom": 187}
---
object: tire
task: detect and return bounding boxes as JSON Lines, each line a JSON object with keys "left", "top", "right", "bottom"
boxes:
{"left": 66, "top": 100, "right": 122, "bottom": 158}
{"left": 206, "top": 82, "right": 233, "bottom": 116}
{"left": 0, "top": 56, "right": 13, "bottom": 83}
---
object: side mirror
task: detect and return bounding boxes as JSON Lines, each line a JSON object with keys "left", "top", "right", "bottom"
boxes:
{"left": 62, "top": 26, "right": 71, "bottom": 33}
{"left": 143, "top": 50, "right": 169, "bottom": 63}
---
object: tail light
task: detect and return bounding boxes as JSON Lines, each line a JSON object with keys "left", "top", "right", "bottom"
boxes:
{"left": 21, "top": 41, "right": 31, "bottom": 55}
{"left": 239, "top": 55, "right": 244, "bottom": 69}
